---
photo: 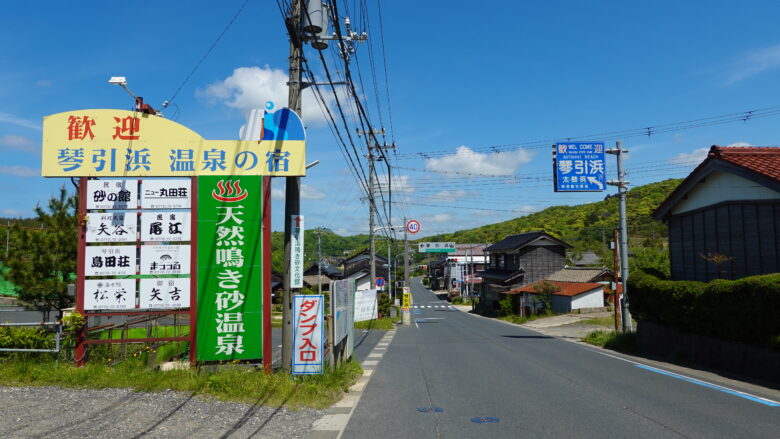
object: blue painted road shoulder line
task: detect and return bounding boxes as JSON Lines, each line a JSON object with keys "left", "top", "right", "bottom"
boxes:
{"left": 634, "top": 364, "right": 780, "bottom": 407}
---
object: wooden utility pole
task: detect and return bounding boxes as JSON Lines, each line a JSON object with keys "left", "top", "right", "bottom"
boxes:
{"left": 612, "top": 228, "right": 621, "bottom": 331}
{"left": 282, "top": 0, "right": 303, "bottom": 372}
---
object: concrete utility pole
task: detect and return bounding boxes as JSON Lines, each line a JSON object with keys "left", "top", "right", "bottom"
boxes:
{"left": 282, "top": 0, "right": 303, "bottom": 372}
{"left": 403, "top": 218, "right": 410, "bottom": 288}
{"left": 607, "top": 140, "right": 633, "bottom": 332}
{"left": 357, "top": 128, "right": 389, "bottom": 288}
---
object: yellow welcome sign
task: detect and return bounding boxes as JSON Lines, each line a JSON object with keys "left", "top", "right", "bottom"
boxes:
{"left": 41, "top": 109, "right": 306, "bottom": 177}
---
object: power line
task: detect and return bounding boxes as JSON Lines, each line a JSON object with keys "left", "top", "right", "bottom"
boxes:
{"left": 393, "top": 106, "right": 780, "bottom": 160}
{"left": 165, "top": 0, "right": 251, "bottom": 106}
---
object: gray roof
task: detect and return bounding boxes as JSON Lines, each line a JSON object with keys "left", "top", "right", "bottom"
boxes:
{"left": 485, "top": 231, "right": 572, "bottom": 252}
{"left": 567, "top": 251, "right": 602, "bottom": 266}
{"left": 546, "top": 267, "right": 612, "bottom": 283}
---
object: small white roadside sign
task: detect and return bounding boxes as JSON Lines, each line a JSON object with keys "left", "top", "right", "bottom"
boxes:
{"left": 290, "top": 215, "right": 304, "bottom": 288}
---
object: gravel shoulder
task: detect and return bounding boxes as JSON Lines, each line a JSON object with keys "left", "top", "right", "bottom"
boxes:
{"left": 0, "top": 386, "right": 323, "bottom": 439}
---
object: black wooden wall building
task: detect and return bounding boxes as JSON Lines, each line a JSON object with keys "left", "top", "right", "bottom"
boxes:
{"left": 668, "top": 200, "right": 780, "bottom": 281}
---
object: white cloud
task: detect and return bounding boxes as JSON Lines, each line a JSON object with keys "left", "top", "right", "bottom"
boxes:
{"left": 376, "top": 174, "right": 413, "bottom": 194}
{"left": 513, "top": 205, "right": 538, "bottom": 215}
{"left": 198, "top": 65, "right": 337, "bottom": 125}
{"left": 426, "top": 189, "right": 477, "bottom": 202}
{"left": 301, "top": 184, "right": 325, "bottom": 200}
{"left": 425, "top": 146, "right": 534, "bottom": 176}
{"left": 726, "top": 44, "right": 780, "bottom": 84}
{"left": 0, "top": 165, "right": 39, "bottom": 177}
{"left": 727, "top": 142, "right": 752, "bottom": 147}
{"left": 0, "top": 134, "right": 38, "bottom": 154}
{"left": 0, "top": 113, "right": 41, "bottom": 131}
{"left": 271, "top": 183, "right": 325, "bottom": 200}
{"left": 667, "top": 147, "right": 709, "bottom": 165}
{"left": 1, "top": 208, "right": 28, "bottom": 217}
{"left": 429, "top": 213, "right": 452, "bottom": 223}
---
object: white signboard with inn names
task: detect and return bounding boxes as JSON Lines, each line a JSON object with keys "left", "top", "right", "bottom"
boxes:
{"left": 140, "top": 211, "right": 191, "bottom": 242}
{"left": 139, "top": 278, "right": 190, "bottom": 309}
{"left": 84, "top": 278, "right": 136, "bottom": 310}
{"left": 141, "top": 179, "right": 192, "bottom": 209}
{"left": 140, "top": 245, "right": 190, "bottom": 275}
{"left": 87, "top": 179, "right": 138, "bottom": 210}
{"left": 86, "top": 212, "right": 138, "bottom": 243}
{"left": 84, "top": 245, "right": 136, "bottom": 276}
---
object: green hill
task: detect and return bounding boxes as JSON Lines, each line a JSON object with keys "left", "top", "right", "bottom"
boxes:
{"left": 420, "top": 178, "right": 683, "bottom": 263}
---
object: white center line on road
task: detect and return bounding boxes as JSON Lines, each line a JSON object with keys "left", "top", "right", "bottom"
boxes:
{"left": 585, "top": 348, "right": 780, "bottom": 407}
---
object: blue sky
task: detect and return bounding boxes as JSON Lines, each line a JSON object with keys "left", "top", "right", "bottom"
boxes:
{"left": 2, "top": 1, "right": 780, "bottom": 237}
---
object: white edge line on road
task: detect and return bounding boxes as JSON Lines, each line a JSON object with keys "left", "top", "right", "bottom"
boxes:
{"left": 309, "top": 329, "right": 397, "bottom": 439}
{"left": 584, "top": 347, "right": 780, "bottom": 407}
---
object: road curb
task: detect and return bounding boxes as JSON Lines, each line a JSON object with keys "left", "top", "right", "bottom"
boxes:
{"left": 307, "top": 329, "right": 397, "bottom": 439}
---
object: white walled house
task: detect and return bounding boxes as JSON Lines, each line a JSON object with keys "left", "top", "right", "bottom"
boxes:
{"left": 503, "top": 281, "right": 605, "bottom": 314}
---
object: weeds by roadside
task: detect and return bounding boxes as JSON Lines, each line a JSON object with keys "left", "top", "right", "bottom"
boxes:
{"left": 498, "top": 312, "right": 553, "bottom": 325}
{"left": 0, "top": 357, "right": 363, "bottom": 410}
{"left": 354, "top": 316, "right": 399, "bottom": 331}
{"left": 583, "top": 330, "right": 637, "bottom": 353}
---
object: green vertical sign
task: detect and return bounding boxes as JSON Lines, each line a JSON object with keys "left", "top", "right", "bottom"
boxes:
{"left": 197, "top": 176, "right": 264, "bottom": 361}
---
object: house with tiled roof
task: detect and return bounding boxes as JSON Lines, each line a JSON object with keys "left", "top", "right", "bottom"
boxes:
{"left": 504, "top": 280, "right": 605, "bottom": 314}
{"left": 477, "top": 231, "right": 572, "bottom": 314}
{"left": 653, "top": 145, "right": 780, "bottom": 281}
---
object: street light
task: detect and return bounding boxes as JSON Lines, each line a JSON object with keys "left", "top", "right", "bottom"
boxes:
{"left": 107, "top": 76, "right": 160, "bottom": 116}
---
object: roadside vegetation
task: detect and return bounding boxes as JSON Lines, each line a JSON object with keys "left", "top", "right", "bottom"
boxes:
{"left": 354, "top": 316, "right": 397, "bottom": 330}
{"left": 0, "top": 356, "right": 362, "bottom": 409}
{"left": 583, "top": 330, "right": 637, "bottom": 353}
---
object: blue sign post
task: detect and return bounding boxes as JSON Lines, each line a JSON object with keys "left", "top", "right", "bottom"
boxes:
{"left": 553, "top": 142, "right": 606, "bottom": 192}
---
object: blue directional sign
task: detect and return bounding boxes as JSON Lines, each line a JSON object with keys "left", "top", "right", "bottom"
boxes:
{"left": 554, "top": 142, "right": 606, "bottom": 192}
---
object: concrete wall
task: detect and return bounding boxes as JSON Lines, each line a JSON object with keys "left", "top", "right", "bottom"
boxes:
{"left": 570, "top": 288, "right": 604, "bottom": 310}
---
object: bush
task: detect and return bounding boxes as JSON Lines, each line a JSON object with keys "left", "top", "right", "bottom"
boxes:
{"left": 498, "top": 296, "right": 513, "bottom": 317}
{"left": 583, "top": 330, "right": 637, "bottom": 353}
{"left": 0, "top": 326, "right": 54, "bottom": 351}
{"left": 629, "top": 271, "right": 780, "bottom": 347}
{"left": 377, "top": 292, "right": 391, "bottom": 318}
{"left": 452, "top": 296, "right": 463, "bottom": 305}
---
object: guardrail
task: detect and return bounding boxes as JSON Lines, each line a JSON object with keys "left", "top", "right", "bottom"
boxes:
{"left": 0, "top": 321, "right": 63, "bottom": 353}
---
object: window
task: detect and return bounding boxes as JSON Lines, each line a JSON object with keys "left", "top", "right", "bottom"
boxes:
{"left": 497, "top": 254, "right": 505, "bottom": 269}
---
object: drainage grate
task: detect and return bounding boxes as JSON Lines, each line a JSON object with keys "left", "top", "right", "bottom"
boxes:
{"left": 470, "top": 416, "right": 500, "bottom": 424}
{"left": 417, "top": 407, "right": 444, "bottom": 413}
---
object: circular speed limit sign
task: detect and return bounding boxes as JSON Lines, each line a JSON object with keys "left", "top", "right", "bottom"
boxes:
{"left": 406, "top": 219, "right": 421, "bottom": 234}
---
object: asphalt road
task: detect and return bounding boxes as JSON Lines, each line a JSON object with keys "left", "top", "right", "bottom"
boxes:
{"left": 341, "top": 277, "right": 780, "bottom": 439}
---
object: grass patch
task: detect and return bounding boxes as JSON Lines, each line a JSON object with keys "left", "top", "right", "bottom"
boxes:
{"left": 583, "top": 330, "right": 637, "bottom": 353}
{"left": 354, "top": 316, "right": 398, "bottom": 331}
{"left": 579, "top": 316, "right": 616, "bottom": 327}
{"left": 0, "top": 357, "right": 362, "bottom": 410}
{"left": 497, "top": 312, "right": 553, "bottom": 325}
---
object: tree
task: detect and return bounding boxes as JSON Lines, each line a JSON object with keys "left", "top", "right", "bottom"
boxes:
{"left": 1, "top": 186, "right": 77, "bottom": 318}
{"left": 533, "top": 280, "right": 559, "bottom": 314}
